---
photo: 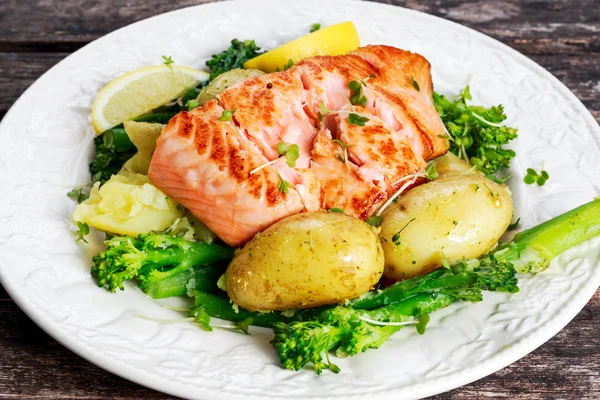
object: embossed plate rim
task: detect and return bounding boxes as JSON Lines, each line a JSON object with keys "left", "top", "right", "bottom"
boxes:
{"left": 0, "top": 0, "right": 599, "bottom": 399}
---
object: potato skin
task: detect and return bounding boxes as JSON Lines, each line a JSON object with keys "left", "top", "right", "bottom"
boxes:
{"left": 380, "top": 175, "right": 513, "bottom": 280}
{"left": 432, "top": 152, "right": 475, "bottom": 178}
{"left": 226, "top": 211, "right": 384, "bottom": 311}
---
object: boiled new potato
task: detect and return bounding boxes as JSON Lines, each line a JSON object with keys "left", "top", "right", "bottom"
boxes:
{"left": 72, "top": 171, "right": 182, "bottom": 236}
{"left": 226, "top": 211, "right": 384, "bottom": 311}
{"left": 120, "top": 121, "right": 164, "bottom": 175}
{"left": 196, "top": 68, "right": 265, "bottom": 105}
{"left": 432, "top": 152, "right": 476, "bottom": 178}
{"left": 380, "top": 175, "right": 512, "bottom": 280}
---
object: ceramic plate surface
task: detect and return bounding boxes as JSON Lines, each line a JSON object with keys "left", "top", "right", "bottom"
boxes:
{"left": 1, "top": 0, "right": 599, "bottom": 399}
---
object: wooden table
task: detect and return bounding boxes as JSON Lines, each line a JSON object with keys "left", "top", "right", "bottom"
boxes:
{"left": 1, "top": 0, "right": 599, "bottom": 398}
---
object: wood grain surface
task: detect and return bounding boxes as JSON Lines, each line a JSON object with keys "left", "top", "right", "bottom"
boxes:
{"left": 0, "top": 0, "right": 598, "bottom": 398}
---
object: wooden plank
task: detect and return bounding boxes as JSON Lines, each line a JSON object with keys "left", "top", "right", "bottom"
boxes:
{"left": 0, "top": 0, "right": 220, "bottom": 52}
{"left": 0, "top": 52, "right": 66, "bottom": 117}
{"left": 0, "top": 0, "right": 599, "bottom": 398}
{"left": 0, "top": 293, "right": 597, "bottom": 398}
{"left": 0, "top": 284, "right": 8, "bottom": 300}
{"left": 1, "top": 0, "right": 599, "bottom": 55}
{"left": 0, "top": 300, "right": 179, "bottom": 399}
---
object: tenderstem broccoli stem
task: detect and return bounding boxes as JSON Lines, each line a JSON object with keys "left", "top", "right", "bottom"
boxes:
{"left": 494, "top": 199, "right": 600, "bottom": 273}
{"left": 140, "top": 239, "right": 232, "bottom": 272}
{"left": 145, "top": 268, "right": 193, "bottom": 299}
{"left": 366, "top": 292, "right": 456, "bottom": 322}
{"left": 351, "top": 270, "right": 477, "bottom": 310}
{"left": 192, "top": 292, "right": 294, "bottom": 328}
{"left": 144, "top": 263, "right": 226, "bottom": 299}
{"left": 339, "top": 292, "right": 456, "bottom": 357}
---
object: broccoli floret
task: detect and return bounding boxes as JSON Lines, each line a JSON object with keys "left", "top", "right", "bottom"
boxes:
{"left": 91, "top": 232, "right": 233, "bottom": 294}
{"left": 89, "top": 128, "right": 137, "bottom": 184}
{"left": 433, "top": 87, "right": 518, "bottom": 175}
{"left": 270, "top": 262, "right": 513, "bottom": 374}
{"left": 206, "top": 39, "right": 265, "bottom": 81}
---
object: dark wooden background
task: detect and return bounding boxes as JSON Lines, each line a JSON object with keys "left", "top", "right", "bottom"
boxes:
{"left": 1, "top": 0, "right": 599, "bottom": 398}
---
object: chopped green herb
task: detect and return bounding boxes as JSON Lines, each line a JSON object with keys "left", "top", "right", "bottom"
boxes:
{"left": 187, "top": 99, "right": 199, "bottom": 110}
{"left": 219, "top": 109, "right": 236, "bottom": 121}
{"left": 416, "top": 314, "right": 430, "bottom": 335}
{"left": 348, "top": 113, "right": 369, "bottom": 127}
{"left": 348, "top": 80, "right": 367, "bottom": 106}
{"left": 235, "top": 317, "right": 254, "bottom": 335}
{"left": 277, "top": 172, "right": 293, "bottom": 194}
{"left": 162, "top": 55, "right": 174, "bottom": 66}
{"left": 524, "top": 167, "right": 550, "bottom": 186}
{"left": 441, "top": 253, "right": 451, "bottom": 269}
{"left": 392, "top": 218, "right": 416, "bottom": 245}
{"left": 284, "top": 59, "right": 295, "bottom": 71}
{"left": 411, "top": 76, "right": 420, "bottom": 91}
{"left": 523, "top": 174, "right": 536, "bottom": 185}
{"left": 485, "top": 174, "right": 512, "bottom": 184}
{"left": 318, "top": 102, "right": 334, "bottom": 124}
{"left": 192, "top": 306, "right": 212, "bottom": 331}
{"left": 332, "top": 138, "right": 354, "bottom": 163}
{"left": 425, "top": 162, "right": 439, "bottom": 181}
{"left": 75, "top": 222, "right": 90, "bottom": 243}
{"left": 276, "top": 142, "right": 300, "bottom": 168}
{"left": 483, "top": 183, "right": 495, "bottom": 196}
{"left": 67, "top": 187, "right": 88, "bottom": 204}
{"left": 508, "top": 217, "right": 521, "bottom": 230}
{"left": 310, "top": 23, "right": 321, "bottom": 33}
{"left": 329, "top": 207, "right": 344, "bottom": 213}
{"left": 537, "top": 170, "right": 550, "bottom": 186}
{"left": 366, "top": 215, "right": 383, "bottom": 227}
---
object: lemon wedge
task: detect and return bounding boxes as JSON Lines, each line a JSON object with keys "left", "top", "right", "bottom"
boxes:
{"left": 243, "top": 21, "right": 360, "bottom": 73}
{"left": 91, "top": 65, "right": 209, "bottom": 134}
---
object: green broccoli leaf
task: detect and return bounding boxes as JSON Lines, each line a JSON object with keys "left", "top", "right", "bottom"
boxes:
{"left": 206, "top": 39, "right": 265, "bottom": 81}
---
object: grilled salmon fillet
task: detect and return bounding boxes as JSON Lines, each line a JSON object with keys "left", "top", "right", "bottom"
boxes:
{"left": 149, "top": 45, "right": 448, "bottom": 246}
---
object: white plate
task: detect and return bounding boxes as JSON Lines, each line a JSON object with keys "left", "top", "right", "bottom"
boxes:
{"left": 1, "top": 0, "right": 599, "bottom": 399}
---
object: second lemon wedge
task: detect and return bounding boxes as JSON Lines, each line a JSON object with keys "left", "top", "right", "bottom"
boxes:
{"left": 243, "top": 21, "right": 360, "bottom": 73}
